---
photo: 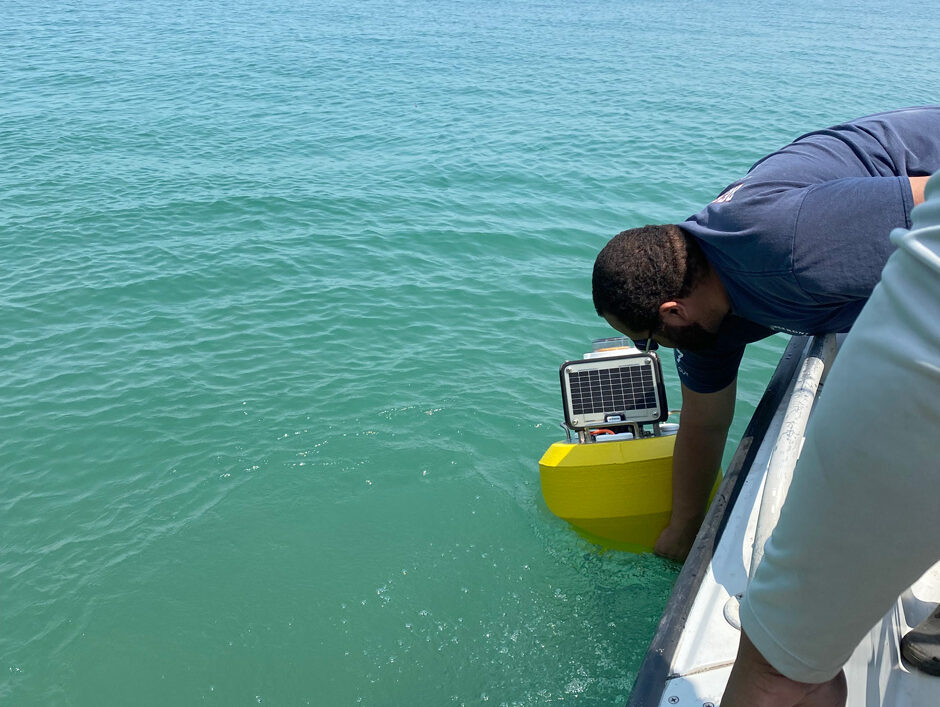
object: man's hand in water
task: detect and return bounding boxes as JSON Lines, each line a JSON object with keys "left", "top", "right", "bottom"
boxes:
{"left": 654, "top": 521, "right": 699, "bottom": 561}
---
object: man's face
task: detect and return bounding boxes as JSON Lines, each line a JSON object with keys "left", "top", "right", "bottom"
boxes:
{"left": 602, "top": 314, "right": 719, "bottom": 352}
{"left": 655, "top": 321, "right": 719, "bottom": 351}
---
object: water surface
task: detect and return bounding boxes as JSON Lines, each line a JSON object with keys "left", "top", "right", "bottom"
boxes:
{"left": 3, "top": 0, "right": 938, "bottom": 703}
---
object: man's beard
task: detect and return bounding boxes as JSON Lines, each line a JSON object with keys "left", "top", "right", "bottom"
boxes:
{"left": 660, "top": 321, "right": 720, "bottom": 352}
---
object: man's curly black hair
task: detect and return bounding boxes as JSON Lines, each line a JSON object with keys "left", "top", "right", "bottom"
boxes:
{"left": 592, "top": 224, "right": 710, "bottom": 332}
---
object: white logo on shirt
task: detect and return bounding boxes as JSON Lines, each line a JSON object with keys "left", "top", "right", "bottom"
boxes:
{"left": 770, "top": 325, "right": 811, "bottom": 335}
{"left": 712, "top": 183, "right": 744, "bottom": 204}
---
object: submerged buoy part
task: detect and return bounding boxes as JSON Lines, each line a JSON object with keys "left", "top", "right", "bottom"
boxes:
{"left": 538, "top": 435, "right": 720, "bottom": 553}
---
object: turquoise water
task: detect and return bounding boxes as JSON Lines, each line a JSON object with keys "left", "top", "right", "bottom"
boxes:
{"left": 3, "top": 0, "right": 939, "bottom": 704}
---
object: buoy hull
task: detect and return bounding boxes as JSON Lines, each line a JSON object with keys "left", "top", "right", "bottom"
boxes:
{"left": 539, "top": 436, "right": 718, "bottom": 552}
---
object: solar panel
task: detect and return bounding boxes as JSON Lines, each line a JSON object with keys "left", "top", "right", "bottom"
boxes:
{"left": 559, "top": 352, "right": 668, "bottom": 430}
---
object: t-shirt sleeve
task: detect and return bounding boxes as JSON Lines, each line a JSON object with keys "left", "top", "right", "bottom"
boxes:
{"left": 674, "top": 317, "right": 776, "bottom": 393}
{"left": 675, "top": 346, "right": 746, "bottom": 394}
{"left": 791, "top": 176, "right": 912, "bottom": 301}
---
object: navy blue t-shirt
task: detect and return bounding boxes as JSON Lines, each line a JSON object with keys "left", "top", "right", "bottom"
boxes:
{"left": 675, "top": 106, "right": 940, "bottom": 393}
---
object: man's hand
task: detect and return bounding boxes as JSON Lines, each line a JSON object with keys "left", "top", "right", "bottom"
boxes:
{"left": 722, "top": 631, "right": 846, "bottom": 707}
{"left": 654, "top": 519, "right": 702, "bottom": 561}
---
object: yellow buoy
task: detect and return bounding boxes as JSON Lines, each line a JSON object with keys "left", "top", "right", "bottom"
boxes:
{"left": 539, "top": 337, "right": 720, "bottom": 553}
{"left": 539, "top": 434, "right": 720, "bottom": 553}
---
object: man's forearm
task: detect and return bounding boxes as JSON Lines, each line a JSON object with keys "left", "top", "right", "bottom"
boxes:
{"left": 654, "top": 381, "right": 736, "bottom": 560}
{"left": 670, "top": 380, "right": 735, "bottom": 524}
{"left": 669, "top": 420, "right": 728, "bottom": 526}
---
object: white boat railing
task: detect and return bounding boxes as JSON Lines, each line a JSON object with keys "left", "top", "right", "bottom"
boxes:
{"left": 747, "top": 333, "right": 838, "bottom": 579}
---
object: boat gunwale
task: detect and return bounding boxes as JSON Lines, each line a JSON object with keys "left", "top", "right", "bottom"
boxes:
{"left": 625, "top": 334, "right": 810, "bottom": 707}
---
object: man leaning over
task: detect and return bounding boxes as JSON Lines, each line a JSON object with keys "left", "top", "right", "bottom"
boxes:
{"left": 592, "top": 106, "right": 940, "bottom": 561}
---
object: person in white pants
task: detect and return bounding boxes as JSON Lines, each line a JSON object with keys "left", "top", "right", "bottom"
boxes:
{"left": 722, "top": 171, "right": 940, "bottom": 706}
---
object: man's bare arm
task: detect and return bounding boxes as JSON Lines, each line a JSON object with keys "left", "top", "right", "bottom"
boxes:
{"left": 912, "top": 176, "right": 929, "bottom": 206}
{"left": 654, "top": 380, "right": 736, "bottom": 561}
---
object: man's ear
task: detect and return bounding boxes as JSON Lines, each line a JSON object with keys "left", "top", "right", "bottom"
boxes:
{"left": 658, "top": 300, "right": 692, "bottom": 327}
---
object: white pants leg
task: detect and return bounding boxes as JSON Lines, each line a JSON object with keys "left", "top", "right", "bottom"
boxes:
{"left": 739, "top": 176, "right": 940, "bottom": 683}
